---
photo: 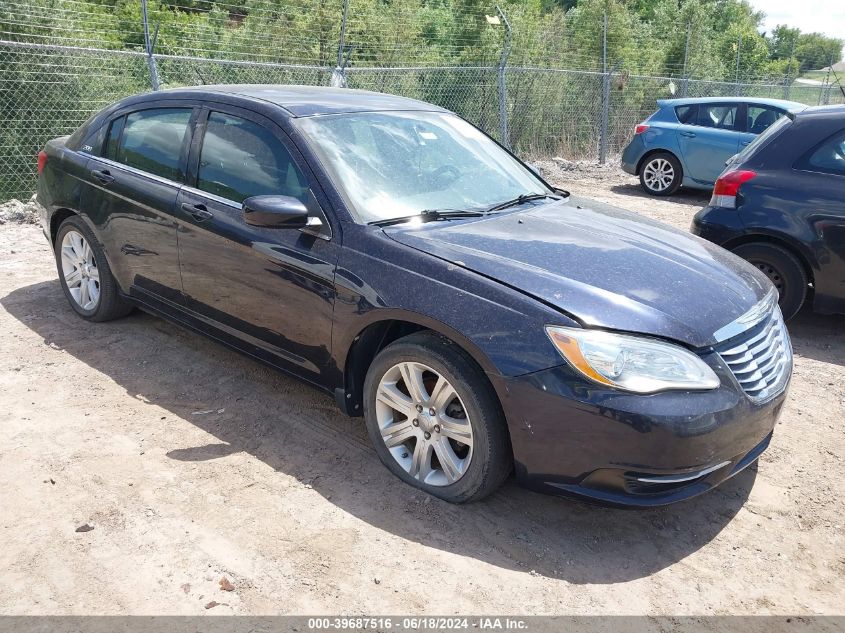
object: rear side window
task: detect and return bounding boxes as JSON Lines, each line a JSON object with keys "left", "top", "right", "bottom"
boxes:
{"left": 197, "top": 112, "right": 308, "bottom": 204}
{"left": 797, "top": 129, "right": 845, "bottom": 176}
{"left": 747, "top": 106, "right": 785, "bottom": 134}
{"left": 116, "top": 108, "right": 192, "bottom": 181}
{"left": 696, "top": 104, "right": 739, "bottom": 130}
{"left": 675, "top": 105, "right": 697, "bottom": 124}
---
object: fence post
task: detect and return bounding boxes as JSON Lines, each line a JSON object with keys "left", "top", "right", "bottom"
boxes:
{"left": 783, "top": 37, "right": 796, "bottom": 100}
{"left": 680, "top": 22, "right": 691, "bottom": 97}
{"left": 599, "top": 12, "right": 609, "bottom": 164}
{"left": 733, "top": 33, "right": 742, "bottom": 95}
{"left": 495, "top": 5, "right": 512, "bottom": 150}
{"left": 140, "top": 0, "right": 160, "bottom": 90}
{"left": 331, "top": 0, "right": 350, "bottom": 87}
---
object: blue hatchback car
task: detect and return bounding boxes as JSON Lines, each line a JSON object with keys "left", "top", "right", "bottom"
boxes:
{"left": 622, "top": 97, "right": 805, "bottom": 195}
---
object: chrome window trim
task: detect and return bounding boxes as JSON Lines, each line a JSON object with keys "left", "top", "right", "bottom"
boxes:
{"left": 180, "top": 185, "right": 332, "bottom": 242}
{"left": 83, "top": 154, "right": 184, "bottom": 189}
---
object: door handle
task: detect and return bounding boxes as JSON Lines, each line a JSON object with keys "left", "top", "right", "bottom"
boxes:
{"left": 679, "top": 131, "right": 696, "bottom": 138}
{"left": 741, "top": 141, "right": 752, "bottom": 146}
{"left": 90, "top": 169, "right": 114, "bottom": 185}
{"left": 181, "top": 202, "right": 213, "bottom": 222}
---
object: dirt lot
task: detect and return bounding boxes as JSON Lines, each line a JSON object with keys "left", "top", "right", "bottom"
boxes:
{"left": 1, "top": 165, "right": 843, "bottom": 616}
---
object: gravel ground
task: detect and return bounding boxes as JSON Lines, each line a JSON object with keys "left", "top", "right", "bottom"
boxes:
{"left": 0, "top": 166, "right": 843, "bottom": 616}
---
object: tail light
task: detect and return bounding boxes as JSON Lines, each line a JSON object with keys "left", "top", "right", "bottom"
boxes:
{"left": 634, "top": 124, "right": 649, "bottom": 135}
{"left": 37, "top": 150, "right": 48, "bottom": 175}
{"left": 710, "top": 169, "right": 756, "bottom": 209}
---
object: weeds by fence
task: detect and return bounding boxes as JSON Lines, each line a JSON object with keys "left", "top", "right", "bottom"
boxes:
{"left": 1, "top": 0, "right": 843, "bottom": 203}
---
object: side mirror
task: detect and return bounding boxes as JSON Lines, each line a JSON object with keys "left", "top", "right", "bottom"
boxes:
{"left": 243, "top": 195, "right": 309, "bottom": 229}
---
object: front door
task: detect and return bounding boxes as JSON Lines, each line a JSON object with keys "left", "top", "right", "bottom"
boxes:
{"left": 739, "top": 104, "right": 787, "bottom": 149}
{"left": 677, "top": 102, "right": 743, "bottom": 185}
{"left": 176, "top": 106, "right": 339, "bottom": 384}
{"left": 80, "top": 105, "right": 196, "bottom": 307}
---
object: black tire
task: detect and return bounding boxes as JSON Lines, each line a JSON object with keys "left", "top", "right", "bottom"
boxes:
{"left": 732, "top": 242, "right": 808, "bottom": 320}
{"left": 363, "top": 331, "right": 511, "bottom": 503}
{"left": 54, "top": 215, "right": 132, "bottom": 322}
{"left": 639, "top": 151, "right": 683, "bottom": 196}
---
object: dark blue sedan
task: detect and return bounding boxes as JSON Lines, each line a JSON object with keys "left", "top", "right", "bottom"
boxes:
{"left": 36, "top": 86, "right": 791, "bottom": 505}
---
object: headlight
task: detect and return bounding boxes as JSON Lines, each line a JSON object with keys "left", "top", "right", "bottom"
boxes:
{"left": 545, "top": 326, "right": 720, "bottom": 393}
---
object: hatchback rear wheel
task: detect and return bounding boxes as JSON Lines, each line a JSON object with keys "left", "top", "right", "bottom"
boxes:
{"left": 639, "top": 152, "right": 682, "bottom": 196}
{"left": 363, "top": 332, "right": 511, "bottom": 503}
{"left": 732, "top": 242, "right": 808, "bottom": 320}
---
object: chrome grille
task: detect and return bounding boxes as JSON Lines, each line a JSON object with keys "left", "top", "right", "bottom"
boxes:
{"left": 714, "top": 296, "right": 792, "bottom": 402}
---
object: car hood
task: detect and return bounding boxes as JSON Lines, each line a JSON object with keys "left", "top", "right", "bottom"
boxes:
{"left": 384, "top": 196, "right": 771, "bottom": 348}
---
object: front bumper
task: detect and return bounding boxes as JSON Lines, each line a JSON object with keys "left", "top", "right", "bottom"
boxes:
{"left": 495, "top": 354, "right": 787, "bottom": 507}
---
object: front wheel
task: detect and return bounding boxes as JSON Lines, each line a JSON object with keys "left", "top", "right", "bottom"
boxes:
{"left": 639, "top": 152, "right": 682, "bottom": 196}
{"left": 732, "top": 242, "right": 808, "bottom": 320}
{"left": 363, "top": 332, "right": 511, "bottom": 503}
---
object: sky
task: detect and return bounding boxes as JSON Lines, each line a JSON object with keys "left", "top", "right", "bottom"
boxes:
{"left": 750, "top": 0, "right": 845, "bottom": 41}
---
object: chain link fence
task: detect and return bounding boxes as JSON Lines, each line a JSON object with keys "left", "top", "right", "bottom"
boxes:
{"left": 1, "top": 0, "right": 843, "bottom": 203}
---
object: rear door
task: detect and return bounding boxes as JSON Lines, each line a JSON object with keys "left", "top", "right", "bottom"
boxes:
{"left": 175, "top": 104, "right": 339, "bottom": 384}
{"left": 80, "top": 104, "right": 197, "bottom": 307}
{"left": 677, "top": 102, "right": 743, "bottom": 185}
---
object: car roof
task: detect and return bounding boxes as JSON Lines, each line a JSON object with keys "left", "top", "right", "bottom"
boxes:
{"left": 147, "top": 84, "right": 449, "bottom": 117}
{"left": 794, "top": 103, "right": 845, "bottom": 120}
{"left": 656, "top": 96, "right": 806, "bottom": 112}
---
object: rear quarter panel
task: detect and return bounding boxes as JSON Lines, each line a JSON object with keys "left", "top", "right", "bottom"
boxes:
{"left": 36, "top": 139, "right": 87, "bottom": 240}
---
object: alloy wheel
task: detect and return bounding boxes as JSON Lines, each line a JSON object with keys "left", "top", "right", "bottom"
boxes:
{"left": 60, "top": 230, "right": 100, "bottom": 311}
{"left": 643, "top": 158, "right": 675, "bottom": 192}
{"left": 375, "top": 361, "right": 473, "bottom": 486}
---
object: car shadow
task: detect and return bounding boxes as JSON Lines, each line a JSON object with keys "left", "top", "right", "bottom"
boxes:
{"left": 2, "top": 279, "right": 760, "bottom": 585}
{"left": 787, "top": 304, "right": 845, "bottom": 366}
{"left": 609, "top": 183, "right": 712, "bottom": 205}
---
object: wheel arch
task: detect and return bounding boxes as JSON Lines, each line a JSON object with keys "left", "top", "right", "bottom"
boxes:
{"left": 49, "top": 208, "right": 79, "bottom": 244}
{"left": 337, "top": 313, "right": 502, "bottom": 420}
{"left": 721, "top": 233, "right": 816, "bottom": 288}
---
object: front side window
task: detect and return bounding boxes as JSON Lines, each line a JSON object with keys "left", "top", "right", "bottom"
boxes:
{"left": 747, "top": 106, "right": 784, "bottom": 134}
{"left": 697, "top": 104, "right": 739, "bottom": 130}
{"left": 296, "top": 111, "right": 549, "bottom": 223}
{"left": 797, "top": 129, "right": 845, "bottom": 176}
{"left": 197, "top": 112, "right": 308, "bottom": 205}
{"left": 116, "top": 108, "right": 192, "bottom": 181}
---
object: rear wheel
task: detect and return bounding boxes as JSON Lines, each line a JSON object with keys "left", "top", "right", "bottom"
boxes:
{"left": 732, "top": 242, "right": 808, "bottom": 320}
{"left": 54, "top": 216, "right": 132, "bottom": 322}
{"left": 639, "top": 152, "right": 682, "bottom": 196}
{"left": 363, "top": 332, "right": 511, "bottom": 503}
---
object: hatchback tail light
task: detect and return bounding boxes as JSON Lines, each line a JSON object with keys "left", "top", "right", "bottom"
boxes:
{"left": 710, "top": 169, "right": 756, "bottom": 209}
{"left": 37, "top": 150, "right": 48, "bottom": 175}
{"left": 634, "top": 124, "right": 649, "bottom": 135}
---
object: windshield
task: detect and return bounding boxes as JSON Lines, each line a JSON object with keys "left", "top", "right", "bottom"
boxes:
{"left": 295, "top": 111, "right": 551, "bottom": 223}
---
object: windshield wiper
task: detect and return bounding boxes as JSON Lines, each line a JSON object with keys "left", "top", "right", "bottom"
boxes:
{"left": 484, "top": 192, "right": 561, "bottom": 213}
{"left": 369, "top": 208, "right": 485, "bottom": 227}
